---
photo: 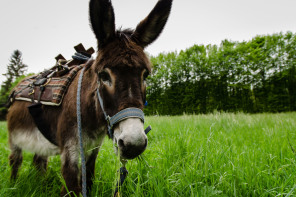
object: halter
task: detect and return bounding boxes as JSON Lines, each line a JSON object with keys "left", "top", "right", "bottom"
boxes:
{"left": 96, "top": 83, "right": 151, "bottom": 138}
{"left": 96, "top": 81, "right": 151, "bottom": 197}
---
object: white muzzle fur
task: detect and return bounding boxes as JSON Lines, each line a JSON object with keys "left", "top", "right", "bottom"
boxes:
{"left": 113, "top": 118, "right": 147, "bottom": 159}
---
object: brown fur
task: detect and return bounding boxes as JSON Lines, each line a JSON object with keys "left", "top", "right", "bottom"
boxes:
{"left": 7, "top": 0, "right": 172, "bottom": 196}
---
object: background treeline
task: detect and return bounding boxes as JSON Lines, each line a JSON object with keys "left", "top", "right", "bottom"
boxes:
{"left": 0, "top": 50, "right": 28, "bottom": 120}
{"left": 144, "top": 32, "right": 296, "bottom": 115}
{"left": 1, "top": 32, "right": 295, "bottom": 118}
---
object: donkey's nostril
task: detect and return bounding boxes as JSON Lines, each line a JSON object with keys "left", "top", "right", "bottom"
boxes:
{"left": 118, "top": 139, "right": 124, "bottom": 147}
{"left": 116, "top": 135, "right": 148, "bottom": 159}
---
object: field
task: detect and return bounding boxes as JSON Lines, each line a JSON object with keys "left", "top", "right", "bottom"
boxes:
{"left": 0, "top": 112, "right": 296, "bottom": 196}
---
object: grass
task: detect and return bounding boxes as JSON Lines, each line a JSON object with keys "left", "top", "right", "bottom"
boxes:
{"left": 0, "top": 112, "right": 296, "bottom": 196}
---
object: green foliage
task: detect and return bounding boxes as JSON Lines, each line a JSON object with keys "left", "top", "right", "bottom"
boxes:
{"left": 0, "top": 50, "right": 29, "bottom": 120}
{"left": 0, "top": 113, "right": 296, "bottom": 196}
{"left": 0, "top": 74, "right": 32, "bottom": 120}
{"left": 0, "top": 108, "right": 8, "bottom": 121}
{"left": 145, "top": 32, "right": 296, "bottom": 115}
{"left": 1, "top": 50, "right": 27, "bottom": 96}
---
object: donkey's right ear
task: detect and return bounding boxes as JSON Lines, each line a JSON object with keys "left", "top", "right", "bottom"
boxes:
{"left": 89, "top": 0, "right": 116, "bottom": 48}
{"left": 132, "top": 0, "right": 173, "bottom": 48}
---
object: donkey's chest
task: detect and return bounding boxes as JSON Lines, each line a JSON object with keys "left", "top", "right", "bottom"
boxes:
{"left": 82, "top": 127, "right": 107, "bottom": 154}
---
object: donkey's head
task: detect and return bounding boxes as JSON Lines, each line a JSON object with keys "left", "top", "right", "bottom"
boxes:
{"left": 89, "top": 0, "right": 172, "bottom": 159}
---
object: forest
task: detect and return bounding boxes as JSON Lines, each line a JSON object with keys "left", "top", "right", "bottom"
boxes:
{"left": 144, "top": 32, "right": 296, "bottom": 115}
{"left": 1, "top": 32, "right": 295, "bottom": 118}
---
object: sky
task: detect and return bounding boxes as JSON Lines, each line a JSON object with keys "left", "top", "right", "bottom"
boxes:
{"left": 1, "top": 0, "right": 296, "bottom": 85}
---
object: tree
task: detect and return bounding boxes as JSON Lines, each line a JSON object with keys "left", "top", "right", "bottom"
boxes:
{"left": 1, "top": 50, "right": 27, "bottom": 102}
{"left": 0, "top": 50, "right": 27, "bottom": 120}
{"left": 144, "top": 31, "right": 296, "bottom": 115}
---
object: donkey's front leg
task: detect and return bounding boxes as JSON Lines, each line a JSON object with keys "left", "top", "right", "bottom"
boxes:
{"left": 60, "top": 139, "right": 80, "bottom": 196}
{"left": 83, "top": 149, "right": 99, "bottom": 194}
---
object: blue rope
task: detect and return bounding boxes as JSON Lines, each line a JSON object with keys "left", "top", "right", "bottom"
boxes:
{"left": 113, "top": 166, "right": 128, "bottom": 197}
{"left": 77, "top": 67, "right": 87, "bottom": 197}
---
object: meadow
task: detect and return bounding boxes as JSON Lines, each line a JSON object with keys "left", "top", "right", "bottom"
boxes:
{"left": 0, "top": 112, "right": 295, "bottom": 197}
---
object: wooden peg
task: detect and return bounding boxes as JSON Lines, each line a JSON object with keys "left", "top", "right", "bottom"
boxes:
{"left": 86, "top": 47, "right": 95, "bottom": 55}
{"left": 55, "top": 54, "right": 66, "bottom": 61}
{"left": 74, "top": 43, "right": 86, "bottom": 53}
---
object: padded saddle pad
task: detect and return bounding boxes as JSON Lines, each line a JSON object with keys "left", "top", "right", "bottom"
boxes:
{"left": 13, "top": 65, "right": 83, "bottom": 106}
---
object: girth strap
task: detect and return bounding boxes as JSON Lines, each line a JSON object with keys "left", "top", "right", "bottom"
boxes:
{"left": 28, "top": 103, "right": 58, "bottom": 145}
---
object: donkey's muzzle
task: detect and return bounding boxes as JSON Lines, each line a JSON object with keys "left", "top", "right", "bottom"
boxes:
{"left": 118, "top": 136, "right": 147, "bottom": 159}
{"left": 114, "top": 118, "right": 148, "bottom": 159}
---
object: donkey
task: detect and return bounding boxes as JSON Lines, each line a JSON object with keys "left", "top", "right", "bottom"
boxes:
{"left": 7, "top": 0, "right": 172, "bottom": 195}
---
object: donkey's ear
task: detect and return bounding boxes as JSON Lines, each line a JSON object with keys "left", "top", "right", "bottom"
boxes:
{"left": 89, "top": 0, "right": 115, "bottom": 48}
{"left": 132, "top": 0, "right": 173, "bottom": 48}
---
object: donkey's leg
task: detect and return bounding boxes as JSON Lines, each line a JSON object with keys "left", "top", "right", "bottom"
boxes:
{"left": 60, "top": 139, "right": 80, "bottom": 196}
{"left": 33, "top": 154, "right": 48, "bottom": 173}
{"left": 81, "top": 149, "right": 99, "bottom": 194}
{"left": 83, "top": 135, "right": 105, "bottom": 194}
{"left": 9, "top": 145, "right": 23, "bottom": 180}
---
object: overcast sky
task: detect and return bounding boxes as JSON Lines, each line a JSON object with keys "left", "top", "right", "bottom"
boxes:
{"left": 1, "top": 0, "right": 296, "bottom": 85}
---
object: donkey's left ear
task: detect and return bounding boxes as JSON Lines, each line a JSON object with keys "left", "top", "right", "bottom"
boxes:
{"left": 131, "top": 0, "right": 173, "bottom": 48}
{"left": 89, "top": 0, "right": 116, "bottom": 48}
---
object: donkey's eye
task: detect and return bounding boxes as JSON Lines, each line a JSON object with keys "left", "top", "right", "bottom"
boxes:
{"left": 143, "top": 71, "right": 149, "bottom": 81}
{"left": 99, "top": 71, "right": 112, "bottom": 86}
{"left": 142, "top": 71, "right": 149, "bottom": 87}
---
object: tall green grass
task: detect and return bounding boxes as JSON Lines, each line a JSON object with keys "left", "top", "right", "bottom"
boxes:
{"left": 0, "top": 112, "right": 295, "bottom": 196}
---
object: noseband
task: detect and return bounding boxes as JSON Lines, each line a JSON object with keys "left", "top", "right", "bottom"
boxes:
{"left": 96, "top": 86, "right": 150, "bottom": 138}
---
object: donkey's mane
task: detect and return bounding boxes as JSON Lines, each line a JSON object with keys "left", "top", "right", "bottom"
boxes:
{"left": 95, "top": 28, "right": 151, "bottom": 71}
{"left": 116, "top": 28, "right": 133, "bottom": 40}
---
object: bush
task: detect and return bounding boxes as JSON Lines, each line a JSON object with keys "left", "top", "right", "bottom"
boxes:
{"left": 0, "top": 107, "right": 7, "bottom": 121}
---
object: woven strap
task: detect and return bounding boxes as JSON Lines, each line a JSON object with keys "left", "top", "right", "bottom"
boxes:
{"left": 109, "top": 108, "right": 144, "bottom": 128}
